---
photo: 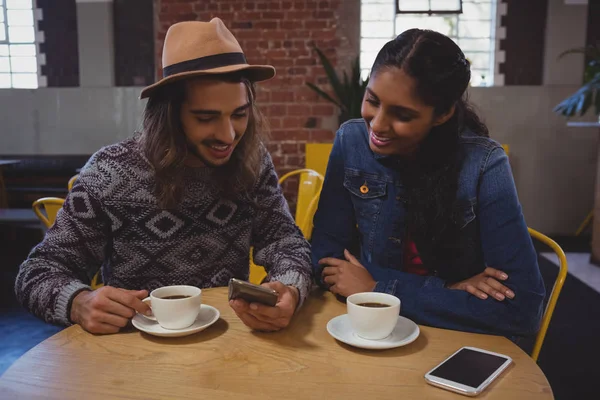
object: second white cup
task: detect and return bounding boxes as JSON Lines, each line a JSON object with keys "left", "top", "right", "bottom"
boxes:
{"left": 347, "top": 292, "right": 401, "bottom": 340}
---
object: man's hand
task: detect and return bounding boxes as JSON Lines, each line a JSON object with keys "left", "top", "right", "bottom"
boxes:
{"left": 70, "top": 286, "right": 151, "bottom": 334}
{"left": 229, "top": 281, "right": 299, "bottom": 332}
{"left": 320, "top": 249, "right": 376, "bottom": 297}
{"left": 448, "top": 267, "right": 515, "bottom": 301}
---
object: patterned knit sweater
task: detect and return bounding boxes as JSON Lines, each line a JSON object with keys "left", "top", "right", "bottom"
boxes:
{"left": 15, "top": 138, "right": 312, "bottom": 326}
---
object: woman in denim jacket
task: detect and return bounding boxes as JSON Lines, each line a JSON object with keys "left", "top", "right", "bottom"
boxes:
{"left": 311, "top": 29, "right": 545, "bottom": 336}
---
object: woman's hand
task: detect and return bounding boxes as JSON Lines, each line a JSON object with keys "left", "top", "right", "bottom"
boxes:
{"left": 320, "top": 250, "right": 376, "bottom": 297}
{"left": 448, "top": 267, "right": 515, "bottom": 301}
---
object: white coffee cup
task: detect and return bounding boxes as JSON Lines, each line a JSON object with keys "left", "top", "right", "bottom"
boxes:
{"left": 143, "top": 285, "right": 202, "bottom": 330}
{"left": 347, "top": 292, "right": 401, "bottom": 340}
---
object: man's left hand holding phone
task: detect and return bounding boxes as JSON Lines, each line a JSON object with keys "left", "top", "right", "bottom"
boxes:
{"left": 228, "top": 278, "right": 300, "bottom": 332}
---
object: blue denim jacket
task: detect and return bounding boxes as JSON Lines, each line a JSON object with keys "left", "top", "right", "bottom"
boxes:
{"left": 311, "top": 119, "right": 545, "bottom": 336}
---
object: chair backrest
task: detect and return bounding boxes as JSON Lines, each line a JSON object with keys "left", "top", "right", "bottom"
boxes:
{"left": 32, "top": 197, "right": 65, "bottom": 228}
{"left": 248, "top": 168, "right": 324, "bottom": 285}
{"left": 68, "top": 174, "right": 79, "bottom": 191}
{"left": 278, "top": 169, "right": 324, "bottom": 240}
{"left": 301, "top": 192, "right": 322, "bottom": 241}
{"left": 528, "top": 227, "right": 568, "bottom": 362}
{"left": 248, "top": 248, "right": 266, "bottom": 285}
{"left": 306, "top": 143, "right": 333, "bottom": 177}
{"left": 32, "top": 196, "right": 104, "bottom": 290}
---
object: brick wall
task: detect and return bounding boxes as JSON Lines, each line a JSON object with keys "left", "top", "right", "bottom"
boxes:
{"left": 155, "top": 0, "right": 360, "bottom": 188}
{"left": 37, "top": 0, "right": 79, "bottom": 87}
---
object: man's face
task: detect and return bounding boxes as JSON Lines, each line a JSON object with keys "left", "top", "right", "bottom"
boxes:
{"left": 179, "top": 78, "right": 250, "bottom": 167}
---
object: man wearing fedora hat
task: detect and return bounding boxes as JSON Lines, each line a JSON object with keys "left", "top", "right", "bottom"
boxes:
{"left": 16, "top": 19, "right": 312, "bottom": 334}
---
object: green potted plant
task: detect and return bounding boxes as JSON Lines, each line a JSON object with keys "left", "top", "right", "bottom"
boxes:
{"left": 553, "top": 43, "right": 600, "bottom": 121}
{"left": 306, "top": 45, "right": 369, "bottom": 125}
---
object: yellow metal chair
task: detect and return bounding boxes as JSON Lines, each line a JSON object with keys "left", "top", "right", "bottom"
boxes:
{"left": 248, "top": 248, "right": 265, "bottom": 285}
{"left": 32, "top": 197, "right": 65, "bottom": 229}
{"left": 32, "top": 197, "right": 103, "bottom": 290}
{"left": 575, "top": 211, "right": 593, "bottom": 236}
{"left": 277, "top": 169, "right": 324, "bottom": 239}
{"left": 306, "top": 143, "right": 333, "bottom": 178}
{"left": 528, "top": 227, "right": 568, "bottom": 362}
{"left": 67, "top": 174, "right": 79, "bottom": 191}
{"left": 248, "top": 169, "right": 324, "bottom": 285}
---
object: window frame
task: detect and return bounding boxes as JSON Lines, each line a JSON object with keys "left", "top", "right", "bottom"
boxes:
{"left": 396, "top": 0, "right": 463, "bottom": 15}
{"left": 0, "top": 2, "right": 8, "bottom": 43}
{"left": 0, "top": 0, "right": 39, "bottom": 89}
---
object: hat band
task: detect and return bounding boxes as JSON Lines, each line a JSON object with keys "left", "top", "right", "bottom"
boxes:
{"left": 163, "top": 52, "right": 248, "bottom": 78}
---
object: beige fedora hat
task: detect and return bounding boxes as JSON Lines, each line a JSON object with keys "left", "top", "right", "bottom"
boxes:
{"left": 140, "top": 18, "right": 276, "bottom": 99}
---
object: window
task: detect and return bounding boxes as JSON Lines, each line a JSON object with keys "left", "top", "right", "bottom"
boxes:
{"left": 361, "top": 0, "right": 498, "bottom": 87}
{"left": 397, "top": 0, "right": 463, "bottom": 14}
{"left": 0, "top": 0, "right": 38, "bottom": 88}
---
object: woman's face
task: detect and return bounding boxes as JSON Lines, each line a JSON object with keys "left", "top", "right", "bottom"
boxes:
{"left": 361, "top": 67, "right": 453, "bottom": 157}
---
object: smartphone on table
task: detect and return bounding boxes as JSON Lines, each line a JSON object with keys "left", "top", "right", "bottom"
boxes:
{"left": 228, "top": 278, "right": 279, "bottom": 307}
{"left": 424, "top": 346, "right": 512, "bottom": 397}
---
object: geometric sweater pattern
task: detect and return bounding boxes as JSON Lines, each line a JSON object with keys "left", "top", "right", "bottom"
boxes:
{"left": 15, "top": 138, "right": 312, "bottom": 326}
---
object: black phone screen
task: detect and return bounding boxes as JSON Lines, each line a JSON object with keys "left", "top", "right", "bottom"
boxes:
{"left": 429, "top": 348, "right": 509, "bottom": 388}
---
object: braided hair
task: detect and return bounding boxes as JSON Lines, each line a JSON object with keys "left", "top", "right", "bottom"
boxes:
{"left": 370, "top": 29, "right": 489, "bottom": 281}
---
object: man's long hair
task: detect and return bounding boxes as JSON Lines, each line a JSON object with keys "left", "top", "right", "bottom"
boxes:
{"left": 137, "top": 74, "right": 268, "bottom": 209}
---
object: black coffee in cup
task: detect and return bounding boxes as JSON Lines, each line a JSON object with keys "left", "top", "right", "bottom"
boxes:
{"left": 160, "top": 295, "right": 191, "bottom": 300}
{"left": 357, "top": 302, "right": 390, "bottom": 308}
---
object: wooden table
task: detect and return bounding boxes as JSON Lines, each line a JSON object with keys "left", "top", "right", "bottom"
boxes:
{"left": 0, "top": 287, "right": 553, "bottom": 400}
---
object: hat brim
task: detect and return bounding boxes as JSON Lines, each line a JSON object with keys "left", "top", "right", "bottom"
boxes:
{"left": 139, "top": 64, "right": 276, "bottom": 99}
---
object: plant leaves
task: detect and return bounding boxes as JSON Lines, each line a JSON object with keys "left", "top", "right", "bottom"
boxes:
{"left": 312, "top": 46, "right": 346, "bottom": 109}
{"left": 554, "top": 72, "right": 600, "bottom": 117}
{"left": 306, "top": 46, "right": 370, "bottom": 123}
{"left": 566, "top": 99, "right": 577, "bottom": 117}
{"left": 305, "top": 82, "right": 343, "bottom": 108}
{"left": 595, "top": 89, "right": 600, "bottom": 116}
{"left": 342, "top": 69, "right": 350, "bottom": 104}
{"left": 558, "top": 44, "right": 600, "bottom": 61}
{"left": 554, "top": 96, "right": 580, "bottom": 117}
{"left": 559, "top": 43, "right": 600, "bottom": 85}
{"left": 584, "top": 64, "right": 600, "bottom": 83}
{"left": 577, "top": 91, "right": 592, "bottom": 116}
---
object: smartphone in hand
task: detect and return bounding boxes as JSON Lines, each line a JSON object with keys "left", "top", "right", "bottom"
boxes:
{"left": 228, "top": 278, "right": 278, "bottom": 307}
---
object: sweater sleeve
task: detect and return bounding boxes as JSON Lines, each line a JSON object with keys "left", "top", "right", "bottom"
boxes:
{"left": 251, "top": 151, "right": 312, "bottom": 307}
{"left": 14, "top": 161, "right": 110, "bottom": 326}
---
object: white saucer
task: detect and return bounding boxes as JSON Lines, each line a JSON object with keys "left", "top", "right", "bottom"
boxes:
{"left": 327, "top": 314, "right": 420, "bottom": 350}
{"left": 132, "top": 304, "right": 220, "bottom": 338}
